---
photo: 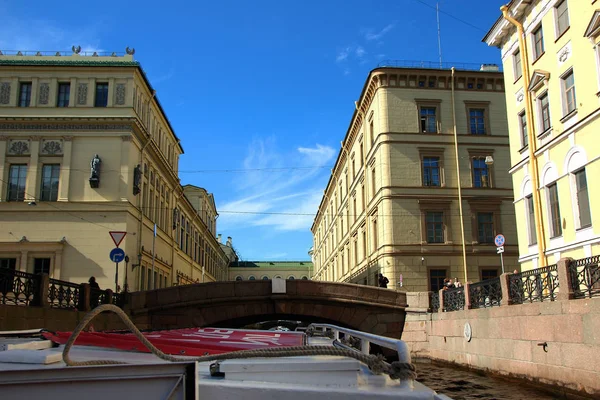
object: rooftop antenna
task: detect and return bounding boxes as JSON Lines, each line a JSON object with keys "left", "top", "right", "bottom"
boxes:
{"left": 437, "top": 2, "right": 443, "bottom": 68}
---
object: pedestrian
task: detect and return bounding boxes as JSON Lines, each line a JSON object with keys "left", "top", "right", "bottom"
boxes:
{"left": 378, "top": 273, "right": 389, "bottom": 288}
{"left": 454, "top": 277, "right": 462, "bottom": 288}
{"left": 89, "top": 276, "right": 100, "bottom": 308}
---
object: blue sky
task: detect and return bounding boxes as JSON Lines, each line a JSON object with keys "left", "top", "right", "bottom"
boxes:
{"left": 2, "top": 0, "right": 506, "bottom": 261}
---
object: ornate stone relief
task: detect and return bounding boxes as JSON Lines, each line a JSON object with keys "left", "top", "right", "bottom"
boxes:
{"left": 40, "top": 139, "right": 63, "bottom": 155}
{"left": 557, "top": 41, "right": 572, "bottom": 66}
{"left": 0, "top": 82, "right": 10, "bottom": 104}
{"left": 115, "top": 83, "right": 126, "bottom": 105}
{"left": 515, "top": 88, "right": 524, "bottom": 105}
{"left": 39, "top": 83, "right": 50, "bottom": 104}
{"left": 77, "top": 83, "right": 88, "bottom": 105}
{"left": 7, "top": 139, "right": 30, "bottom": 155}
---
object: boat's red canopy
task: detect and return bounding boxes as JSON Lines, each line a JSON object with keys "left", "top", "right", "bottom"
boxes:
{"left": 43, "top": 328, "right": 306, "bottom": 356}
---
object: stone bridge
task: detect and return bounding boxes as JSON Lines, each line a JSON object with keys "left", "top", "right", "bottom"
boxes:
{"left": 128, "top": 280, "right": 408, "bottom": 338}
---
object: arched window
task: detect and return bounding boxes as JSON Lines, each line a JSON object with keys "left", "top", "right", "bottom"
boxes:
{"left": 249, "top": 275, "right": 256, "bottom": 280}
{"left": 288, "top": 276, "right": 295, "bottom": 280}
{"left": 301, "top": 276, "right": 309, "bottom": 280}
{"left": 274, "top": 275, "right": 282, "bottom": 279}
{"left": 235, "top": 276, "right": 243, "bottom": 281}
{"left": 261, "top": 276, "right": 269, "bottom": 280}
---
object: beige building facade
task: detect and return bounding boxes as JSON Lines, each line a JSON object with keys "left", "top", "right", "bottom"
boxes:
{"left": 311, "top": 65, "right": 519, "bottom": 292}
{"left": 0, "top": 49, "right": 228, "bottom": 291}
{"left": 484, "top": 1, "right": 600, "bottom": 270}
{"left": 229, "top": 261, "right": 312, "bottom": 281}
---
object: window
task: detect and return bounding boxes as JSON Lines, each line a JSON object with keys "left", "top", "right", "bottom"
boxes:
{"left": 7, "top": 165, "right": 27, "bottom": 202}
{"left": 526, "top": 195, "right": 537, "bottom": 245}
{"left": 519, "top": 111, "right": 528, "bottom": 148}
{"left": 472, "top": 157, "right": 490, "bottom": 188}
{"left": 574, "top": 169, "right": 591, "bottom": 228}
{"left": 561, "top": 70, "right": 576, "bottom": 115}
{"left": 288, "top": 276, "right": 295, "bottom": 280}
{"left": 539, "top": 93, "right": 551, "bottom": 132}
{"left": 513, "top": 49, "right": 522, "bottom": 80}
{"left": 369, "top": 120, "right": 374, "bottom": 144}
{"left": 469, "top": 109, "right": 486, "bottom": 135}
{"left": 0, "top": 258, "right": 17, "bottom": 293}
{"left": 533, "top": 26, "right": 544, "bottom": 60}
{"left": 429, "top": 269, "right": 447, "bottom": 292}
{"left": 57, "top": 83, "right": 70, "bottom": 107}
{"left": 249, "top": 276, "right": 256, "bottom": 280}
{"left": 235, "top": 276, "right": 243, "bottom": 281}
{"left": 301, "top": 276, "right": 308, "bottom": 280}
{"left": 372, "top": 218, "right": 378, "bottom": 250}
{"left": 481, "top": 269, "right": 499, "bottom": 281}
{"left": 556, "top": 0, "right": 569, "bottom": 38}
{"left": 547, "top": 183, "right": 562, "bottom": 237}
{"left": 34, "top": 258, "right": 51, "bottom": 275}
{"left": 262, "top": 276, "right": 269, "bottom": 280}
{"left": 420, "top": 107, "right": 437, "bottom": 133}
{"left": 40, "top": 164, "right": 60, "bottom": 201}
{"left": 426, "top": 212, "right": 444, "bottom": 243}
{"left": 477, "top": 212, "right": 494, "bottom": 243}
{"left": 422, "top": 157, "right": 441, "bottom": 186}
{"left": 0, "top": 258, "right": 16, "bottom": 270}
{"left": 94, "top": 82, "right": 109, "bottom": 107}
{"left": 18, "top": 82, "right": 32, "bottom": 107}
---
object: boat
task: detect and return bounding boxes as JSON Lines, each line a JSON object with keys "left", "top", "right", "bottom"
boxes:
{"left": 0, "top": 304, "right": 451, "bottom": 399}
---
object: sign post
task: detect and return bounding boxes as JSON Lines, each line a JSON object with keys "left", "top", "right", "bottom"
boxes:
{"left": 494, "top": 234, "right": 506, "bottom": 274}
{"left": 109, "top": 231, "right": 127, "bottom": 292}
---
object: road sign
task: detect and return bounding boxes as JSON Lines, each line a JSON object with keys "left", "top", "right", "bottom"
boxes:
{"left": 109, "top": 248, "right": 125, "bottom": 263}
{"left": 496, "top": 246, "right": 505, "bottom": 254}
{"left": 494, "top": 234, "right": 505, "bottom": 247}
{"left": 109, "top": 231, "right": 127, "bottom": 247}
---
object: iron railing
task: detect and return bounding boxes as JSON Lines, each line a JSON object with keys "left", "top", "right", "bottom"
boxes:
{"left": 429, "top": 291, "right": 440, "bottom": 312}
{"left": 469, "top": 277, "right": 502, "bottom": 309}
{"left": 443, "top": 287, "right": 465, "bottom": 312}
{"left": 570, "top": 255, "right": 600, "bottom": 299}
{"left": 0, "top": 50, "right": 127, "bottom": 57}
{"left": 376, "top": 60, "right": 502, "bottom": 72}
{"left": 90, "top": 288, "right": 107, "bottom": 308}
{"left": 48, "top": 278, "right": 80, "bottom": 309}
{"left": 509, "top": 264, "right": 559, "bottom": 304}
{"left": 0, "top": 269, "right": 40, "bottom": 306}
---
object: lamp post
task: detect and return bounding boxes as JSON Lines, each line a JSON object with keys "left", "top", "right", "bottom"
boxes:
{"left": 124, "top": 255, "right": 130, "bottom": 293}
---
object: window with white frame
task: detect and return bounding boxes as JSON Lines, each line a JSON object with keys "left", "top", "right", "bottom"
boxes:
{"left": 561, "top": 69, "right": 576, "bottom": 115}
{"left": 538, "top": 92, "right": 551, "bottom": 132}
{"left": 555, "top": 0, "right": 569, "bottom": 38}
{"left": 526, "top": 194, "right": 537, "bottom": 245}
{"left": 574, "top": 169, "right": 592, "bottom": 229}
{"left": 532, "top": 26, "right": 544, "bottom": 60}
{"left": 513, "top": 49, "right": 522, "bottom": 81}
{"left": 519, "top": 111, "right": 528, "bottom": 148}
{"left": 547, "top": 183, "right": 562, "bottom": 238}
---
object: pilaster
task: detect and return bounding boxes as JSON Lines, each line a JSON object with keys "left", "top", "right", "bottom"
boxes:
{"left": 69, "top": 78, "right": 77, "bottom": 108}
{"left": 0, "top": 136, "right": 7, "bottom": 201}
{"left": 30, "top": 78, "right": 39, "bottom": 106}
{"left": 54, "top": 250, "right": 62, "bottom": 280}
{"left": 58, "top": 136, "right": 73, "bottom": 201}
{"left": 120, "top": 135, "right": 131, "bottom": 201}
{"left": 556, "top": 257, "right": 575, "bottom": 301}
{"left": 49, "top": 78, "right": 58, "bottom": 107}
{"left": 88, "top": 78, "right": 96, "bottom": 105}
{"left": 107, "top": 78, "right": 115, "bottom": 107}
{"left": 500, "top": 272, "right": 512, "bottom": 306}
{"left": 24, "top": 137, "right": 40, "bottom": 201}
{"left": 463, "top": 282, "right": 472, "bottom": 309}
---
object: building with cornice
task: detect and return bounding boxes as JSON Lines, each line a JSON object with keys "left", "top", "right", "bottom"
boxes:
{"left": 484, "top": 1, "right": 600, "bottom": 271}
{"left": 0, "top": 49, "right": 228, "bottom": 291}
{"left": 310, "top": 63, "right": 519, "bottom": 292}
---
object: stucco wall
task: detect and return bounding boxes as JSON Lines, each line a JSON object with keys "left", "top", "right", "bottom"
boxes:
{"left": 403, "top": 295, "right": 600, "bottom": 396}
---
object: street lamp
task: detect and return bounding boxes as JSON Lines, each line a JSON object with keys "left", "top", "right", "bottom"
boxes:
{"left": 485, "top": 155, "right": 494, "bottom": 165}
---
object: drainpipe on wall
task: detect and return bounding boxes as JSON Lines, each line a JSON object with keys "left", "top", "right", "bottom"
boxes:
{"left": 501, "top": 5, "right": 547, "bottom": 267}
{"left": 451, "top": 67, "right": 469, "bottom": 284}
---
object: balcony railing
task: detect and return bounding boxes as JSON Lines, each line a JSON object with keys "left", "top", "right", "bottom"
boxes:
{"left": 376, "top": 60, "right": 502, "bottom": 72}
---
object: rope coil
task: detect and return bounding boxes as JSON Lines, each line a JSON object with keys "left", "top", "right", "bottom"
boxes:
{"left": 62, "top": 304, "right": 417, "bottom": 381}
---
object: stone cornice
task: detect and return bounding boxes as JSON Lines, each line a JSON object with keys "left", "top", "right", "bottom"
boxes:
{"left": 0, "top": 59, "right": 140, "bottom": 67}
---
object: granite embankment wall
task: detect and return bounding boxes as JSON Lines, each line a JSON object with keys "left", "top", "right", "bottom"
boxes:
{"left": 403, "top": 292, "right": 600, "bottom": 396}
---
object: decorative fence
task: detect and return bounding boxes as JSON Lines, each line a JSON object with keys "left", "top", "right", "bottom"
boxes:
{"left": 429, "top": 256, "right": 598, "bottom": 313}
{"left": 469, "top": 277, "right": 502, "bottom": 309}
{"left": 0, "top": 268, "right": 124, "bottom": 311}
{"left": 569, "top": 255, "right": 600, "bottom": 299}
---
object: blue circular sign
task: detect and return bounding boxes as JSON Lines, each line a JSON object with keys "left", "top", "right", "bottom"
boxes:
{"left": 494, "top": 234, "right": 505, "bottom": 247}
{"left": 109, "top": 248, "right": 125, "bottom": 263}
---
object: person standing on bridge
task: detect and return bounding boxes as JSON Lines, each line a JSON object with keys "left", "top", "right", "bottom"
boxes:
{"left": 378, "top": 273, "right": 389, "bottom": 288}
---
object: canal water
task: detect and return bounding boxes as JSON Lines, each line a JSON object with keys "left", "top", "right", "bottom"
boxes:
{"left": 415, "top": 359, "right": 587, "bottom": 400}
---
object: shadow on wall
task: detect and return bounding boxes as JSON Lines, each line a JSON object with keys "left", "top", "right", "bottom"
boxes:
{"left": 60, "top": 243, "right": 109, "bottom": 287}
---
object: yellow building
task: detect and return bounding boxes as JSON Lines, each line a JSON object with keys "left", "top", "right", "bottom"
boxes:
{"left": 310, "top": 64, "right": 519, "bottom": 292}
{"left": 0, "top": 49, "right": 228, "bottom": 291}
{"left": 229, "top": 261, "right": 312, "bottom": 281}
{"left": 484, "top": 1, "right": 600, "bottom": 270}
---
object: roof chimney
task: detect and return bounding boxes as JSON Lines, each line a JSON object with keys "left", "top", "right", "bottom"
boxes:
{"left": 217, "top": 234, "right": 222, "bottom": 243}
{"left": 227, "top": 236, "right": 232, "bottom": 247}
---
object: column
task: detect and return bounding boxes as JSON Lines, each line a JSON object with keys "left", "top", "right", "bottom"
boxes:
{"left": 58, "top": 136, "right": 72, "bottom": 201}
{"left": 69, "top": 78, "right": 77, "bottom": 108}
{"left": 0, "top": 136, "right": 7, "bottom": 201}
{"left": 49, "top": 78, "right": 58, "bottom": 107}
{"left": 30, "top": 78, "right": 39, "bottom": 107}
{"left": 107, "top": 78, "right": 115, "bottom": 107}
{"left": 19, "top": 250, "right": 28, "bottom": 272}
{"left": 53, "top": 250, "right": 62, "bottom": 280}
{"left": 88, "top": 78, "right": 96, "bottom": 106}
{"left": 25, "top": 137, "right": 40, "bottom": 202}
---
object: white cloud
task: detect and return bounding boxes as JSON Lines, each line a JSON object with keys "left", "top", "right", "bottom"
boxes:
{"left": 355, "top": 46, "right": 366, "bottom": 58}
{"left": 217, "top": 140, "right": 335, "bottom": 233}
{"left": 364, "top": 24, "right": 395, "bottom": 41}
{"left": 336, "top": 46, "right": 351, "bottom": 63}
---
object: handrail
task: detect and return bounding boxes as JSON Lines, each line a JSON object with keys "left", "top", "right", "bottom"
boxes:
{"left": 307, "top": 323, "right": 411, "bottom": 364}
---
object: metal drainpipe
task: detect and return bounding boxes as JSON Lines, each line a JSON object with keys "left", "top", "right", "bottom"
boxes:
{"left": 451, "top": 67, "right": 469, "bottom": 284}
{"left": 501, "top": 5, "right": 547, "bottom": 267}
{"left": 135, "top": 90, "right": 157, "bottom": 290}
